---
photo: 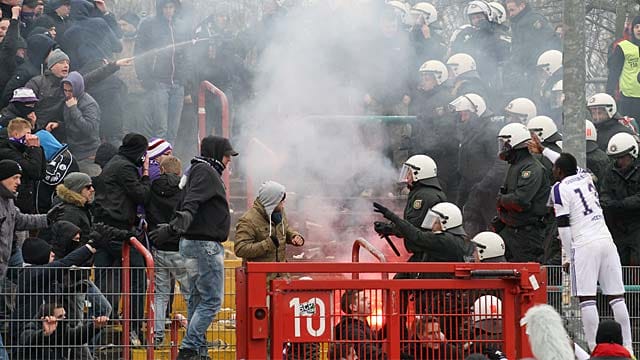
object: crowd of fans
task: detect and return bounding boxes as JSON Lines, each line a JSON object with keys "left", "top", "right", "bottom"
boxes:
{"left": 0, "top": 0, "right": 638, "bottom": 359}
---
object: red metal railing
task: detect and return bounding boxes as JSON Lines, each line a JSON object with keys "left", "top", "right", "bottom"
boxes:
{"left": 122, "top": 236, "right": 156, "bottom": 360}
{"left": 198, "top": 81, "right": 230, "bottom": 202}
{"left": 351, "top": 237, "right": 388, "bottom": 280}
{"left": 237, "top": 261, "right": 547, "bottom": 359}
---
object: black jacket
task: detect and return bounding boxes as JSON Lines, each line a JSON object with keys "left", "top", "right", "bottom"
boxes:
{"left": 0, "top": 18, "right": 20, "bottom": 93}
{"left": 0, "top": 138, "right": 45, "bottom": 213}
{"left": 497, "top": 149, "right": 550, "bottom": 227}
{"left": 146, "top": 173, "right": 182, "bottom": 251}
{"left": 595, "top": 118, "right": 636, "bottom": 151}
{"left": 600, "top": 159, "right": 640, "bottom": 234}
{"left": 403, "top": 180, "right": 446, "bottom": 229}
{"left": 94, "top": 152, "right": 150, "bottom": 230}
{"left": 13, "top": 245, "right": 93, "bottom": 335}
{"left": 509, "top": 5, "right": 559, "bottom": 74}
{"left": 179, "top": 158, "right": 229, "bottom": 242}
{"left": 1, "top": 34, "right": 56, "bottom": 107}
{"left": 18, "top": 312, "right": 98, "bottom": 360}
{"left": 587, "top": 143, "right": 612, "bottom": 188}
{"left": 53, "top": 184, "right": 93, "bottom": 240}
{"left": 134, "top": 0, "right": 190, "bottom": 87}
{"left": 60, "top": 0, "right": 122, "bottom": 70}
{"left": 334, "top": 317, "right": 386, "bottom": 360}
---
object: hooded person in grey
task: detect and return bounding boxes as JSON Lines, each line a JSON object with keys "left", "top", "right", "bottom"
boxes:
{"left": 234, "top": 180, "right": 304, "bottom": 265}
{"left": 61, "top": 71, "right": 101, "bottom": 175}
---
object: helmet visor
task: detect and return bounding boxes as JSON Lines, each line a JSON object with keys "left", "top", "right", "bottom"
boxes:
{"left": 420, "top": 209, "right": 441, "bottom": 230}
{"left": 497, "top": 137, "right": 513, "bottom": 159}
{"left": 398, "top": 164, "right": 413, "bottom": 183}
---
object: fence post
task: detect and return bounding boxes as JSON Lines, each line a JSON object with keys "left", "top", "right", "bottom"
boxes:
{"left": 198, "top": 81, "right": 231, "bottom": 203}
{"left": 121, "top": 240, "right": 131, "bottom": 360}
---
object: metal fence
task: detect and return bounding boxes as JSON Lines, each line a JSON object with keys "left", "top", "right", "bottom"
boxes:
{"left": 0, "top": 249, "right": 239, "bottom": 360}
{"left": 545, "top": 265, "right": 640, "bottom": 354}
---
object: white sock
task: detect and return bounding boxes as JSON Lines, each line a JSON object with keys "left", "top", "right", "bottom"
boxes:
{"left": 580, "top": 300, "right": 599, "bottom": 351}
{"left": 610, "top": 298, "right": 633, "bottom": 349}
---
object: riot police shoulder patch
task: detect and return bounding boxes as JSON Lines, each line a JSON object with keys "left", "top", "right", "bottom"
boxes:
{"left": 413, "top": 200, "right": 423, "bottom": 210}
{"left": 521, "top": 170, "right": 531, "bottom": 178}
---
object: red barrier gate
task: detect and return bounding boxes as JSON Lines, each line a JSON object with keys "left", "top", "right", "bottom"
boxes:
{"left": 198, "top": 81, "right": 231, "bottom": 203}
{"left": 122, "top": 236, "right": 155, "bottom": 360}
{"left": 237, "top": 261, "right": 546, "bottom": 359}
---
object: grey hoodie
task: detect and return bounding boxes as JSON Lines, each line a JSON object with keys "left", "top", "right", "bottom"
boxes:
{"left": 257, "top": 180, "right": 286, "bottom": 237}
{"left": 61, "top": 71, "right": 101, "bottom": 160}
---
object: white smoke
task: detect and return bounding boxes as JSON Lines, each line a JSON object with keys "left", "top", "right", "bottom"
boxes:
{"left": 238, "top": 1, "right": 413, "bottom": 261}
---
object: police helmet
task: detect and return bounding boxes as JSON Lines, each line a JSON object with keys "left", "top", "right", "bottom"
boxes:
{"left": 399, "top": 155, "right": 437, "bottom": 183}
{"left": 607, "top": 132, "right": 639, "bottom": 158}
{"left": 536, "top": 50, "right": 563, "bottom": 77}
{"left": 505, "top": 98, "right": 537, "bottom": 123}
{"left": 449, "top": 93, "right": 487, "bottom": 117}
{"left": 527, "top": 116, "right": 558, "bottom": 142}
{"left": 446, "top": 53, "right": 477, "bottom": 77}
{"left": 471, "top": 232, "right": 505, "bottom": 261}
{"left": 587, "top": 93, "right": 617, "bottom": 119}
{"left": 421, "top": 202, "right": 465, "bottom": 235}
{"left": 419, "top": 60, "right": 448, "bottom": 85}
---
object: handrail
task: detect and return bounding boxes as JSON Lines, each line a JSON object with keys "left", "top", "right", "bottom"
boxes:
{"left": 122, "top": 236, "right": 155, "bottom": 360}
{"left": 198, "top": 80, "right": 231, "bottom": 203}
{"left": 351, "top": 238, "right": 388, "bottom": 280}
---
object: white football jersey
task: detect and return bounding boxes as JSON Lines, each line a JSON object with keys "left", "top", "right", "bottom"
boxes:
{"left": 551, "top": 172, "right": 613, "bottom": 248}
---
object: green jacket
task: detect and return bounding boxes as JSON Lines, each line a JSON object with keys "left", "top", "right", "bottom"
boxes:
{"left": 497, "top": 150, "right": 550, "bottom": 227}
{"left": 234, "top": 199, "right": 302, "bottom": 263}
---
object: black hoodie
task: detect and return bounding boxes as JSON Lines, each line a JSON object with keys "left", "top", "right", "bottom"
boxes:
{"left": 94, "top": 133, "right": 150, "bottom": 229}
{"left": 146, "top": 173, "right": 182, "bottom": 250}
{"left": 59, "top": 0, "right": 122, "bottom": 70}
{"left": 1, "top": 34, "right": 56, "bottom": 106}
{"left": 176, "top": 136, "right": 230, "bottom": 242}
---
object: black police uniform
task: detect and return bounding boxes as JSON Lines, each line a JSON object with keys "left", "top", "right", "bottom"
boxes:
{"left": 586, "top": 140, "right": 612, "bottom": 189}
{"left": 496, "top": 149, "right": 550, "bottom": 262}
{"left": 600, "top": 158, "right": 640, "bottom": 265}
{"left": 595, "top": 118, "right": 636, "bottom": 151}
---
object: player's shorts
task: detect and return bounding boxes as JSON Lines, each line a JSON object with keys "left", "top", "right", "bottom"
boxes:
{"left": 571, "top": 239, "right": 625, "bottom": 297}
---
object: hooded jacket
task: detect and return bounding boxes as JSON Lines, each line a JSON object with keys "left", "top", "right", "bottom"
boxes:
{"left": 61, "top": 71, "right": 100, "bottom": 159}
{"left": 177, "top": 136, "right": 230, "bottom": 242}
{"left": 0, "top": 18, "right": 21, "bottom": 94}
{"left": 0, "top": 135, "right": 46, "bottom": 213}
{"left": 234, "top": 181, "right": 302, "bottom": 263}
{"left": 12, "top": 243, "right": 93, "bottom": 336}
{"left": 59, "top": 0, "right": 122, "bottom": 70}
{"left": 94, "top": 133, "right": 150, "bottom": 229}
{"left": 0, "top": 183, "right": 48, "bottom": 278}
{"left": 25, "top": 59, "right": 119, "bottom": 132}
{"left": 1, "top": 34, "right": 56, "bottom": 107}
{"left": 54, "top": 184, "right": 93, "bottom": 240}
{"left": 134, "top": 0, "right": 190, "bottom": 87}
{"left": 146, "top": 173, "right": 182, "bottom": 251}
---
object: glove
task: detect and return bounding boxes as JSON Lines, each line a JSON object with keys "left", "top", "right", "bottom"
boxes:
{"left": 373, "top": 202, "right": 401, "bottom": 223}
{"left": 46, "top": 205, "right": 64, "bottom": 225}
{"left": 490, "top": 216, "right": 506, "bottom": 233}
{"left": 87, "top": 230, "right": 111, "bottom": 251}
{"left": 374, "top": 221, "right": 394, "bottom": 237}
{"left": 149, "top": 224, "right": 177, "bottom": 248}
{"left": 93, "top": 223, "right": 134, "bottom": 243}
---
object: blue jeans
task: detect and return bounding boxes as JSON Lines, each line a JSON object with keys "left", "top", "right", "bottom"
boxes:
{"left": 179, "top": 239, "right": 224, "bottom": 356}
{"left": 153, "top": 249, "right": 191, "bottom": 339}
{"left": 142, "top": 82, "right": 185, "bottom": 144}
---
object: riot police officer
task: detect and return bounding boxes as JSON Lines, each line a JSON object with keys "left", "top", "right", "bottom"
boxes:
{"left": 374, "top": 154, "right": 446, "bottom": 238}
{"left": 494, "top": 123, "right": 550, "bottom": 262}
{"left": 587, "top": 93, "right": 637, "bottom": 151}
{"left": 585, "top": 120, "right": 612, "bottom": 188}
{"left": 600, "top": 132, "right": 640, "bottom": 266}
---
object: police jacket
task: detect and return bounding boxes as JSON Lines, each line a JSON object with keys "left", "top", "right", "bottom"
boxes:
{"left": 537, "top": 137, "right": 562, "bottom": 182}
{"left": 403, "top": 178, "right": 446, "bottom": 229}
{"left": 393, "top": 217, "right": 466, "bottom": 264}
{"left": 509, "top": 5, "right": 559, "bottom": 73}
{"left": 456, "top": 113, "right": 504, "bottom": 206}
{"left": 595, "top": 117, "right": 636, "bottom": 151}
{"left": 497, "top": 149, "right": 549, "bottom": 227}
{"left": 600, "top": 158, "right": 640, "bottom": 233}
{"left": 587, "top": 141, "right": 611, "bottom": 188}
